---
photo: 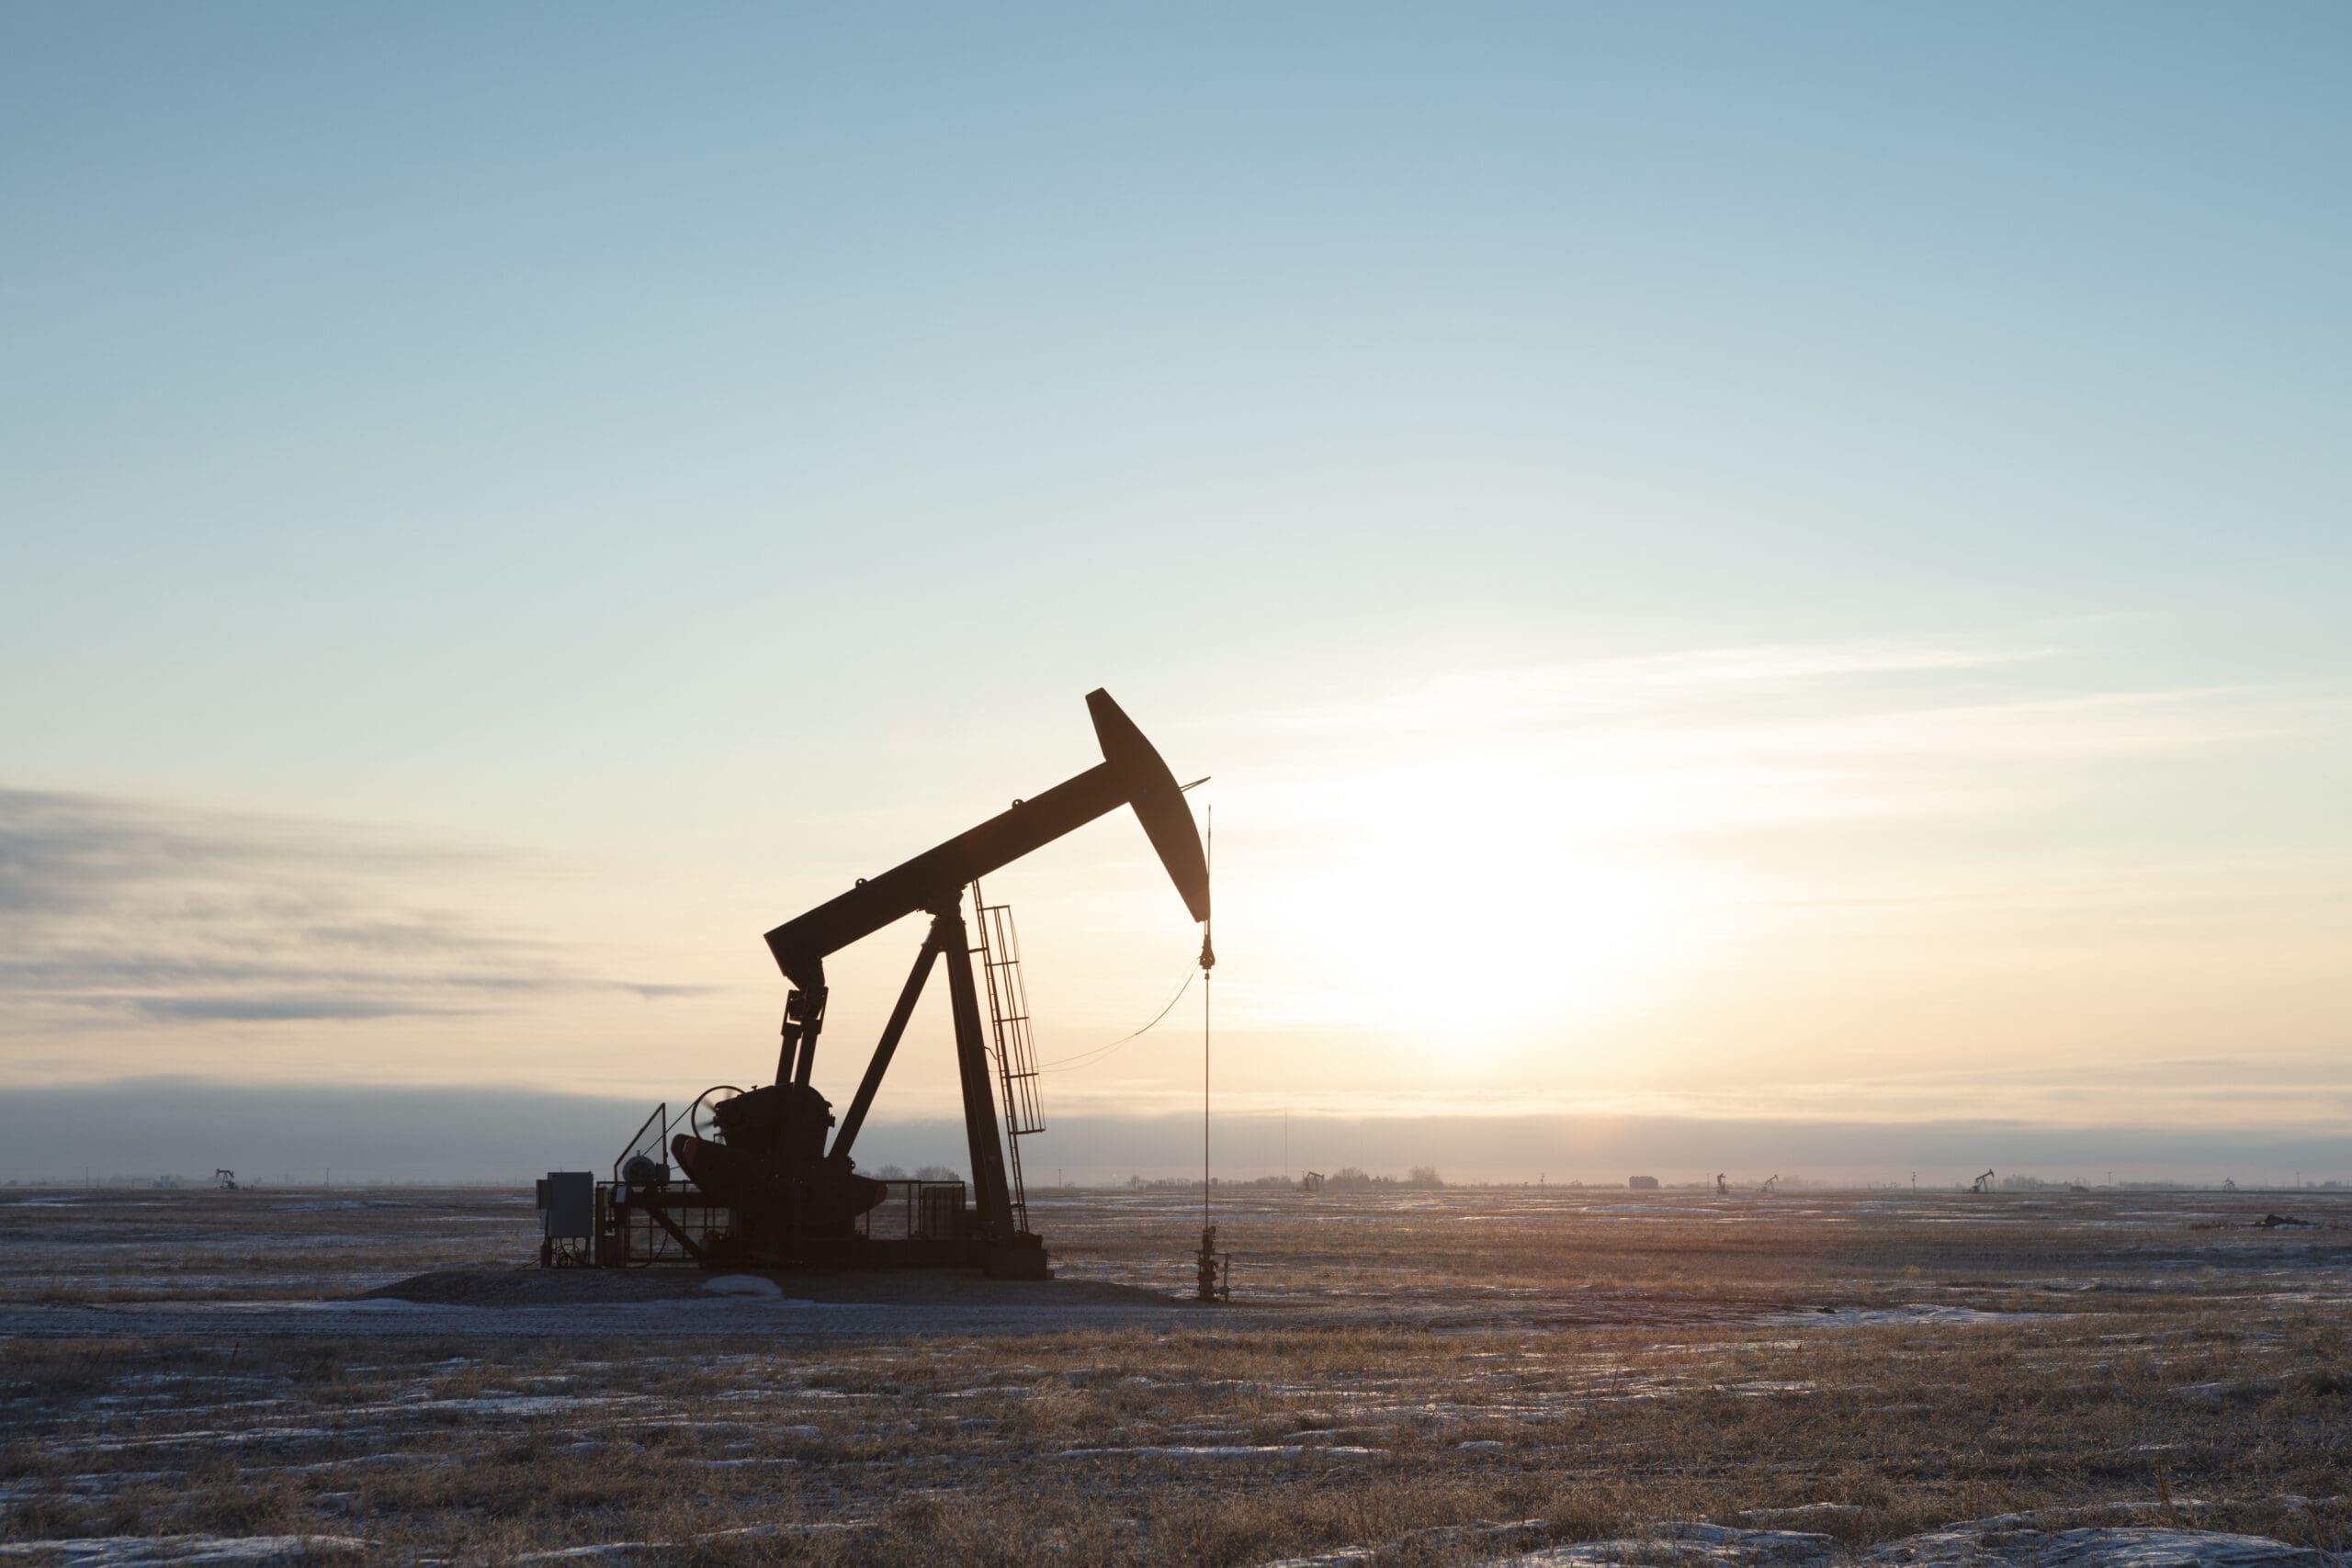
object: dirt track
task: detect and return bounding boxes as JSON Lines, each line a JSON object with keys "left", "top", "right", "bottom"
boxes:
{"left": 0, "top": 1293, "right": 1289, "bottom": 1342}
{"left": 0, "top": 1269, "right": 1756, "bottom": 1342}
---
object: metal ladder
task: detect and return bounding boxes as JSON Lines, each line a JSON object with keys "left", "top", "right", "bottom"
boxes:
{"left": 971, "top": 885, "right": 1044, "bottom": 1234}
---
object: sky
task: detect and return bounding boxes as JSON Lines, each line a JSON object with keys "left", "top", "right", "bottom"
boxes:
{"left": 4, "top": 5, "right": 2348, "bottom": 1180}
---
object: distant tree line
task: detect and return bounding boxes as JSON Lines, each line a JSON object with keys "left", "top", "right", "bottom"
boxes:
{"left": 1113, "top": 1168, "right": 1446, "bottom": 1190}
{"left": 1319, "top": 1166, "right": 1446, "bottom": 1190}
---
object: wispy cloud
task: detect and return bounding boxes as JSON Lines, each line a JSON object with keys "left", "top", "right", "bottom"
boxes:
{"left": 1231, "top": 637, "right": 2337, "bottom": 844}
{"left": 0, "top": 789, "right": 705, "bottom": 1034}
{"left": 129, "top": 995, "right": 456, "bottom": 1023}
{"left": 1051, "top": 1051, "right": 2352, "bottom": 1134}
{"left": 1580, "top": 1055, "right": 2352, "bottom": 1133}
{"left": 1251, "top": 639, "right": 2065, "bottom": 737}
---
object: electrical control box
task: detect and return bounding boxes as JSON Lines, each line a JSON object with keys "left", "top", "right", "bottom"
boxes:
{"left": 537, "top": 1171, "right": 595, "bottom": 1241}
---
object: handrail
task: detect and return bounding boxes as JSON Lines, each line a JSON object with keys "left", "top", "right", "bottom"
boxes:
{"left": 614, "top": 1100, "right": 669, "bottom": 1183}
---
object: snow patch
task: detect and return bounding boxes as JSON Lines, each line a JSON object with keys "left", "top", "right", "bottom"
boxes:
{"left": 514, "top": 1544, "right": 650, "bottom": 1564}
{"left": 0, "top": 1534, "right": 369, "bottom": 1565}
{"left": 1054, "top": 1444, "right": 1385, "bottom": 1461}
{"left": 692, "top": 1275, "right": 813, "bottom": 1304}
{"left": 1766, "top": 1304, "right": 2046, "bottom": 1328}
{"left": 309, "top": 1298, "right": 456, "bottom": 1314}
{"left": 1487, "top": 1519, "right": 2346, "bottom": 1567}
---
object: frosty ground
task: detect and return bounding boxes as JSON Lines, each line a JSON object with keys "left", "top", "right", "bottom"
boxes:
{"left": 2, "top": 1185, "right": 2346, "bottom": 1564}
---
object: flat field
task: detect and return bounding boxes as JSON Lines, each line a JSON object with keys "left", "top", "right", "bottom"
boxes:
{"left": 2, "top": 1185, "right": 2348, "bottom": 1565}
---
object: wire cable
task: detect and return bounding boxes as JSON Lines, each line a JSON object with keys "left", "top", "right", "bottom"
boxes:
{"left": 1203, "top": 803, "right": 1214, "bottom": 1234}
{"left": 1038, "top": 966, "right": 1198, "bottom": 1072}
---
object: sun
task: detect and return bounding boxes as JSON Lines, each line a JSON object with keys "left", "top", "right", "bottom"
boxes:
{"left": 1238, "top": 754, "right": 1705, "bottom": 1051}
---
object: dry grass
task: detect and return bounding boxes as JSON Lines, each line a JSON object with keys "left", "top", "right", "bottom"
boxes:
{"left": 2, "top": 1186, "right": 2348, "bottom": 1563}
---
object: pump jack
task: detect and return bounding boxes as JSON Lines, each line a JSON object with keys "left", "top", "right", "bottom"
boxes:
{"left": 640, "top": 689, "right": 1211, "bottom": 1280}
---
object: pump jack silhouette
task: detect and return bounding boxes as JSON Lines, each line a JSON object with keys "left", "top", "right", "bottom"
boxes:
{"left": 666, "top": 689, "right": 1212, "bottom": 1278}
